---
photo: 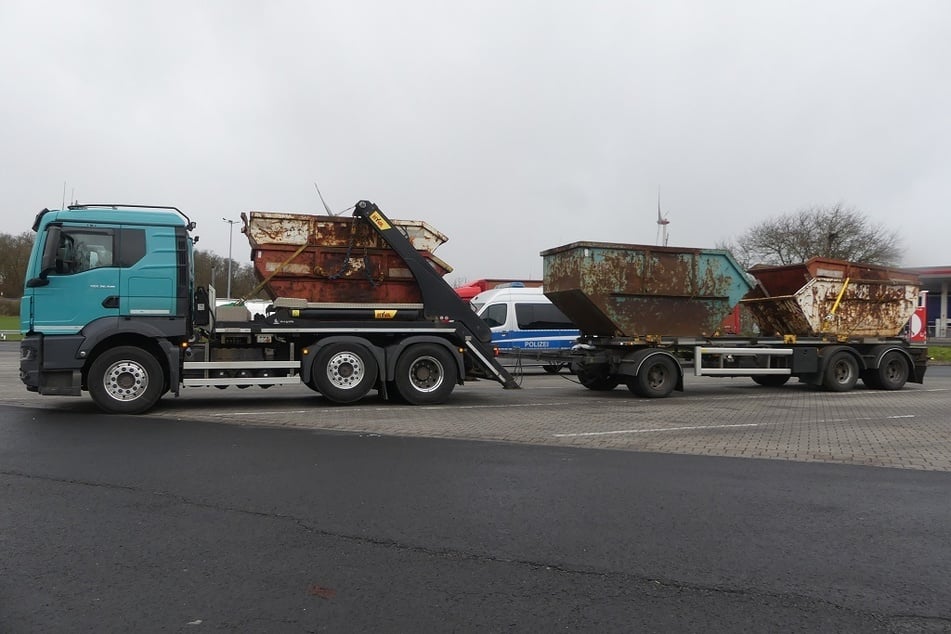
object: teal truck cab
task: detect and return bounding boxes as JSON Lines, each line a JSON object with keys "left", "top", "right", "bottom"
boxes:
{"left": 20, "top": 202, "right": 517, "bottom": 414}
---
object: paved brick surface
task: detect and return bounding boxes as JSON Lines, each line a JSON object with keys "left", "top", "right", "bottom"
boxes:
{"left": 2, "top": 344, "right": 950, "bottom": 472}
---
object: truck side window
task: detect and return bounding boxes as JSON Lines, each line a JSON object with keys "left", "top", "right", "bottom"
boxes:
{"left": 482, "top": 303, "right": 507, "bottom": 328}
{"left": 117, "top": 229, "right": 146, "bottom": 267}
{"left": 53, "top": 229, "right": 115, "bottom": 275}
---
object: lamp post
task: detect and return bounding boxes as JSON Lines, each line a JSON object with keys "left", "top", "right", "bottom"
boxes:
{"left": 223, "top": 218, "right": 238, "bottom": 299}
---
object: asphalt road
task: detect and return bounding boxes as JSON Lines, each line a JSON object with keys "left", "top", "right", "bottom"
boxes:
{"left": 2, "top": 345, "right": 951, "bottom": 632}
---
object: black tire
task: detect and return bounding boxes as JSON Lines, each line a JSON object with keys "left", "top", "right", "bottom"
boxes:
{"left": 751, "top": 375, "right": 790, "bottom": 387}
{"left": 822, "top": 351, "right": 859, "bottom": 392}
{"left": 88, "top": 346, "right": 165, "bottom": 414}
{"left": 628, "top": 355, "right": 678, "bottom": 398}
{"left": 542, "top": 364, "right": 564, "bottom": 374}
{"left": 394, "top": 344, "right": 457, "bottom": 405}
{"left": 576, "top": 367, "right": 620, "bottom": 391}
{"left": 875, "top": 350, "right": 909, "bottom": 390}
{"left": 313, "top": 342, "right": 378, "bottom": 404}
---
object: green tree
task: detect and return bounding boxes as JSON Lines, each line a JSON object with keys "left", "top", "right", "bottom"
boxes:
{"left": 721, "top": 203, "right": 903, "bottom": 268}
{"left": 0, "top": 232, "right": 35, "bottom": 297}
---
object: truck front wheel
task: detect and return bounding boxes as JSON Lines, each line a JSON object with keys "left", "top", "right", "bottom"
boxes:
{"left": 88, "top": 346, "right": 165, "bottom": 414}
{"left": 822, "top": 351, "right": 859, "bottom": 392}
{"left": 393, "top": 344, "right": 457, "bottom": 405}
{"left": 313, "top": 343, "right": 379, "bottom": 404}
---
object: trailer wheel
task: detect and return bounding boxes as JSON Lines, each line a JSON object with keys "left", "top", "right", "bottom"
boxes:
{"left": 751, "top": 375, "right": 790, "bottom": 387}
{"left": 822, "top": 351, "right": 859, "bottom": 392}
{"left": 629, "top": 355, "right": 678, "bottom": 398}
{"left": 313, "top": 343, "right": 378, "bottom": 403}
{"left": 394, "top": 344, "right": 457, "bottom": 405}
{"left": 576, "top": 367, "right": 620, "bottom": 391}
{"left": 88, "top": 346, "right": 165, "bottom": 414}
{"left": 874, "top": 351, "right": 909, "bottom": 390}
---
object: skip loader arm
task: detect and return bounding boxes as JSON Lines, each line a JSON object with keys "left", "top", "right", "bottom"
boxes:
{"left": 352, "top": 200, "right": 519, "bottom": 389}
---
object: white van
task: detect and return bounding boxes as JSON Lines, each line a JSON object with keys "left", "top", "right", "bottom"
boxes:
{"left": 471, "top": 286, "right": 579, "bottom": 365}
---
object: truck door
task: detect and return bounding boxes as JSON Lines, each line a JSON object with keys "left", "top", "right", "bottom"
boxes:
{"left": 26, "top": 225, "right": 120, "bottom": 334}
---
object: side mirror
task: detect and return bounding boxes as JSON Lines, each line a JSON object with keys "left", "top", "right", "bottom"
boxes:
{"left": 26, "top": 277, "right": 50, "bottom": 288}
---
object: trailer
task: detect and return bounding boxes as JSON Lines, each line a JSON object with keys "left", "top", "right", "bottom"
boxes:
{"left": 19, "top": 201, "right": 518, "bottom": 414}
{"left": 540, "top": 241, "right": 927, "bottom": 396}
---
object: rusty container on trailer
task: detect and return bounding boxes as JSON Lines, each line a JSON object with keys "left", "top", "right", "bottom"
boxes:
{"left": 540, "top": 241, "right": 753, "bottom": 336}
{"left": 241, "top": 211, "right": 452, "bottom": 303}
{"left": 741, "top": 258, "right": 920, "bottom": 337}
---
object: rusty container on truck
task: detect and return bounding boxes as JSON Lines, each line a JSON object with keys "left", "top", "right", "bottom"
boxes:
{"left": 540, "top": 241, "right": 754, "bottom": 336}
{"left": 240, "top": 211, "right": 452, "bottom": 303}
{"left": 741, "top": 258, "right": 920, "bottom": 337}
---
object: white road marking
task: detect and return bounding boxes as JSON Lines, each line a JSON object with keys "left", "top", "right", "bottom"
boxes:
{"left": 554, "top": 414, "right": 918, "bottom": 438}
{"left": 818, "top": 415, "right": 916, "bottom": 423}
{"left": 219, "top": 402, "right": 578, "bottom": 416}
{"left": 554, "top": 423, "right": 762, "bottom": 438}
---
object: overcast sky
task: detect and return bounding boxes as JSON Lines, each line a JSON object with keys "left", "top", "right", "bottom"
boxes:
{"left": 2, "top": 1, "right": 948, "bottom": 283}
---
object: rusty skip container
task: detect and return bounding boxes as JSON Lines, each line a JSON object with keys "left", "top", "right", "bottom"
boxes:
{"left": 240, "top": 211, "right": 452, "bottom": 303}
{"left": 741, "top": 258, "right": 920, "bottom": 337}
{"left": 541, "top": 241, "right": 753, "bottom": 337}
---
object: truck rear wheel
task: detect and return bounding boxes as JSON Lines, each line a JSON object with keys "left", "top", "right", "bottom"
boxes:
{"left": 875, "top": 350, "right": 909, "bottom": 390}
{"left": 822, "top": 351, "right": 859, "bottom": 392}
{"left": 88, "top": 346, "right": 164, "bottom": 414}
{"left": 393, "top": 344, "right": 457, "bottom": 405}
{"left": 628, "top": 355, "right": 677, "bottom": 398}
{"left": 313, "top": 343, "right": 378, "bottom": 404}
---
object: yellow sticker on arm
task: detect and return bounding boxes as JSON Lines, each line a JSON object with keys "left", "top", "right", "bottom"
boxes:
{"left": 368, "top": 211, "right": 391, "bottom": 231}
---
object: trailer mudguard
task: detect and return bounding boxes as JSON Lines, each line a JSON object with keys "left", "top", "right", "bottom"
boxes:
{"left": 817, "top": 345, "right": 865, "bottom": 370}
{"left": 300, "top": 336, "right": 387, "bottom": 386}
{"left": 863, "top": 344, "right": 925, "bottom": 384}
{"left": 617, "top": 349, "right": 685, "bottom": 392}
{"left": 383, "top": 336, "right": 465, "bottom": 384}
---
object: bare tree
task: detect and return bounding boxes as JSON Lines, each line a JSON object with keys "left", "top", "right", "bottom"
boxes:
{"left": 721, "top": 203, "right": 903, "bottom": 268}
{"left": 193, "top": 249, "right": 269, "bottom": 300}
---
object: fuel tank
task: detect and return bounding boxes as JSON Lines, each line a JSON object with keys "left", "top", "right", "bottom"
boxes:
{"left": 541, "top": 241, "right": 753, "bottom": 337}
{"left": 241, "top": 211, "right": 452, "bottom": 303}
{"left": 741, "top": 258, "right": 920, "bottom": 337}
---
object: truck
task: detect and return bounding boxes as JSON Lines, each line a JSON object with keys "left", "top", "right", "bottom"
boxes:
{"left": 19, "top": 201, "right": 519, "bottom": 414}
{"left": 540, "top": 241, "right": 928, "bottom": 396}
